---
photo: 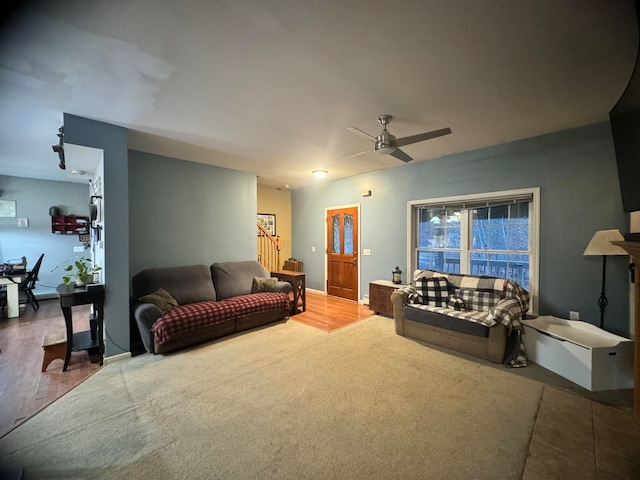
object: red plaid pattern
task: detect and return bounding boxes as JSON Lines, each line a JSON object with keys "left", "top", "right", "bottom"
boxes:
{"left": 151, "top": 292, "right": 290, "bottom": 345}
{"left": 225, "top": 292, "right": 290, "bottom": 317}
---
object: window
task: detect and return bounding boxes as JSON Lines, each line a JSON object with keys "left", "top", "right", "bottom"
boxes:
{"left": 409, "top": 188, "right": 539, "bottom": 310}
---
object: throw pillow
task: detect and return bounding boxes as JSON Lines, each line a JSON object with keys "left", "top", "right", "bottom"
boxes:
{"left": 414, "top": 276, "right": 429, "bottom": 304}
{"left": 455, "top": 288, "right": 499, "bottom": 312}
{"left": 415, "top": 276, "right": 449, "bottom": 307}
{"left": 447, "top": 294, "right": 466, "bottom": 311}
{"left": 407, "top": 292, "right": 424, "bottom": 305}
{"left": 139, "top": 288, "right": 179, "bottom": 314}
{"left": 251, "top": 276, "right": 277, "bottom": 293}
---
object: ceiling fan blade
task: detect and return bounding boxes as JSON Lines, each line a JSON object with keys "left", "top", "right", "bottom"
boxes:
{"left": 335, "top": 149, "right": 372, "bottom": 162}
{"left": 390, "top": 148, "right": 413, "bottom": 163}
{"left": 395, "top": 127, "right": 452, "bottom": 147}
{"left": 346, "top": 126, "right": 376, "bottom": 142}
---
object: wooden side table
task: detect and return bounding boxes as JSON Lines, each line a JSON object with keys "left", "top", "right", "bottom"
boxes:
{"left": 270, "top": 270, "right": 306, "bottom": 315}
{"left": 56, "top": 283, "right": 105, "bottom": 371}
{"left": 369, "top": 280, "right": 407, "bottom": 317}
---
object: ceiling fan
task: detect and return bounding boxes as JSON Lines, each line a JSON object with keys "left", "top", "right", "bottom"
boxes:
{"left": 339, "top": 115, "right": 452, "bottom": 163}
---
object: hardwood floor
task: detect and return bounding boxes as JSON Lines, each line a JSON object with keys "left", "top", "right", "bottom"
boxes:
{"left": 290, "top": 290, "right": 375, "bottom": 332}
{"left": 0, "top": 290, "right": 373, "bottom": 439}
{"left": 0, "top": 299, "right": 100, "bottom": 438}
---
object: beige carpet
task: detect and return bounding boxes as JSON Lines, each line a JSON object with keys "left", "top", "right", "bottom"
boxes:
{"left": 0, "top": 316, "right": 543, "bottom": 479}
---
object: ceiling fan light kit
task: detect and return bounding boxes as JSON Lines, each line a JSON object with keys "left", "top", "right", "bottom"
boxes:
{"left": 339, "top": 114, "right": 452, "bottom": 163}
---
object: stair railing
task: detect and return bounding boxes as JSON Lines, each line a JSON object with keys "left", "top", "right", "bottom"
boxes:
{"left": 257, "top": 223, "right": 281, "bottom": 272}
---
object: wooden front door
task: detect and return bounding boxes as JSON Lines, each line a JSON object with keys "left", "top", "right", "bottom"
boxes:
{"left": 326, "top": 206, "right": 358, "bottom": 301}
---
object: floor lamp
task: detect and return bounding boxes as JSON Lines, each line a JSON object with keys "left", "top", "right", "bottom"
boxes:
{"left": 583, "top": 229, "right": 627, "bottom": 329}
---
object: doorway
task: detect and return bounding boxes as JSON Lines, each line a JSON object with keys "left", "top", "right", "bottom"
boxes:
{"left": 326, "top": 205, "right": 359, "bottom": 301}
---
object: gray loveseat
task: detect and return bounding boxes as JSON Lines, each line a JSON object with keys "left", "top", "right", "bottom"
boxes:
{"left": 132, "top": 260, "right": 292, "bottom": 354}
{"left": 391, "top": 269, "right": 530, "bottom": 364}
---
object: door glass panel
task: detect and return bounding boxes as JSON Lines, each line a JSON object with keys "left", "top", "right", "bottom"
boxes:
{"left": 331, "top": 214, "right": 340, "bottom": 254}
{"left": 343, "top": 214, "right": 353, "bottom": 254}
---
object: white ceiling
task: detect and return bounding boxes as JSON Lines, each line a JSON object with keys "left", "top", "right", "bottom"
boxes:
{"left": 0, "top": 0, "right": 637, "bottom": 189}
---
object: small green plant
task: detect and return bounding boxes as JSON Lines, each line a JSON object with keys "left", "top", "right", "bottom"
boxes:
{"left": 62, "top": 257, "right": 102, "bottom": 285}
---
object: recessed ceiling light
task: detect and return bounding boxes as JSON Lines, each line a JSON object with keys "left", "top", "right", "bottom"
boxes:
{"left": 312, "top": 170, "right": 328, "bottom": 179}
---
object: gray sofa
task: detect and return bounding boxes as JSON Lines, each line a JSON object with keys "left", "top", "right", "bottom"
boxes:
{"left": 132, "top": 260, "right": 292, "bottom": 354}
{"left": 391, "top": 269, "right": 530, "bottom": 364}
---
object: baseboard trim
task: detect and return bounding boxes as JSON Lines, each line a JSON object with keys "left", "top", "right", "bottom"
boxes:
{"left": 34, "top": 293, "right": 58, "bottom": 300}
{"left": 306, "top": 287, "right": 325, "bottom": 295}
{"left": 103, "top": 352, "right": 131, "bottom": 365}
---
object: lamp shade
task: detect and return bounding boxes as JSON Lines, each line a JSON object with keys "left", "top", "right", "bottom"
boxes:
{"left": 583, "top": 229, "right": 627, "bottom": 256}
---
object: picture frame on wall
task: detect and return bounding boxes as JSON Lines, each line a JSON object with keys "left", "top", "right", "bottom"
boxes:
{"left": 257, "top": 213, "right": 276, "bottom": 236}
{"left": 0, "top": 200, "right": 17, "bottom": 217}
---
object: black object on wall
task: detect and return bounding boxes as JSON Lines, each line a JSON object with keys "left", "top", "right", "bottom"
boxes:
{"left": 610, "top": 111, "right": 640, "bottom": 213}
{"left": 609, "top": 0, "right": 640, "bottom": 213}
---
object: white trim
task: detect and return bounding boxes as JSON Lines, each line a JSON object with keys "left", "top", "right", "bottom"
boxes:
{"left": 306, "top": 287, "right": 326, "bottom": 295}
{"left": 324, "top": 203, "right": 361, "bottom": 299}
{"left": 103, "top": 352, "right": 131, "bottom": 365}
{"left": 407, "top": 187, "right": 540, "bottom": 313}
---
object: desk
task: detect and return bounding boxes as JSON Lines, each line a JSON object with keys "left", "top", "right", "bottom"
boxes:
{"left": 56, "top": 283, "right": 105, "bottom": 371}
{"left": 0, "top": 275, "right": 24, "bottom": 318}
{"left": 270, "top": 270, "right": 306, "bottom": 315}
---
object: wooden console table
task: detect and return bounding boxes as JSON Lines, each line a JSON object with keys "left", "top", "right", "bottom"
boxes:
{"left": 56, "top": 283, "right": 105, "bottom": 372}
{"left": 270, "top": 270, "right": 306, "bottom": 315}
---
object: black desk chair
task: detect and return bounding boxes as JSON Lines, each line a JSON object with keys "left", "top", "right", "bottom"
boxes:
{"left": 19, "top": 253, "right": 44, "bottom": 311}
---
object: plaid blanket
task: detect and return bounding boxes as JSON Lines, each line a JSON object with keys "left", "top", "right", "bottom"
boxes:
{"left": 152, "top": 292, "right": 290, "bottom": 345}
{"left": 404, "top": 297, "right": 525, "bottom": 331}
{"left": 409, "top": 269, "right": 530, "bottom": 328}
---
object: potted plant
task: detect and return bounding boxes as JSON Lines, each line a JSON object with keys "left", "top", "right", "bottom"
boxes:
{"left": 62, "top": 257, "right": 102, "bottom": 286}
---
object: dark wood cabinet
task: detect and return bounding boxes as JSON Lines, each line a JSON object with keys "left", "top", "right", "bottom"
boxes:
{"left": 51, "top": 215, "right": 89, "bottom": 235}
{"left": 369, "top": 280, "right": 406, "bottom": 317}
{"left": 611, "top": 241, "right": 640, "bottom": 418}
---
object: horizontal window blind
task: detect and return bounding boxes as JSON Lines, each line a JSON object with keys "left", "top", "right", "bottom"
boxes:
{"left": 415, "top": 193, "right": 533, "bottom": 211}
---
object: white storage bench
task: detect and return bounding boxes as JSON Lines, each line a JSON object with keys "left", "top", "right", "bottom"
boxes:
{"left": 522, "top": 316, "right": 634, "bottom": 391}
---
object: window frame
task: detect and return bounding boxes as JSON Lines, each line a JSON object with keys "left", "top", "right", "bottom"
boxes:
{"left": 406, "top": 187, "right": 540, "bottom": 313}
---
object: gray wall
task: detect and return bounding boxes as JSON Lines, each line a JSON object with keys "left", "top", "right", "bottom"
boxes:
{"left": 62, "top": 115, "right": 259, "bottom": 357}
{"left": 292, "top": 122, "right": 631, "bottom": 336}
{"left": 0, "top": 175, "right": 90, "bottom": 297}
{"left": 128, "top": 150, "right": 258, "bottom": 276}
{"left": 64, "top": 114, "right": 130, "bottom": 357}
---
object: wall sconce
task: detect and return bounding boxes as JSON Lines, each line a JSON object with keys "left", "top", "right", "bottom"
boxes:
{"left": 361, "top": 190, "right": 372, "bottom": 197}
